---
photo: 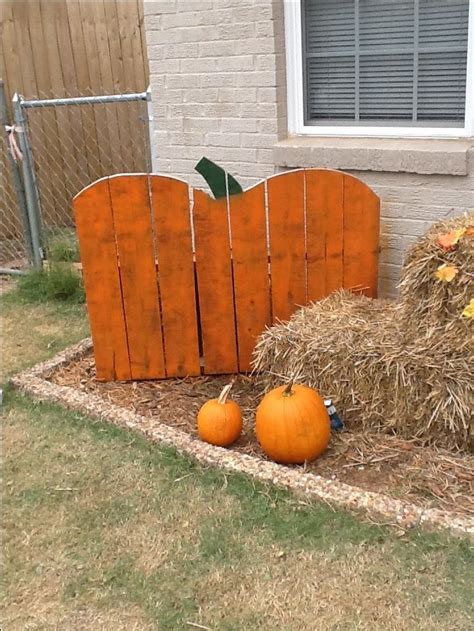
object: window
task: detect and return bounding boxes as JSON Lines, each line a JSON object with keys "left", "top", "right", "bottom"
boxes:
{"left": 285, "top": 0, "right": 474, "bottom": 137}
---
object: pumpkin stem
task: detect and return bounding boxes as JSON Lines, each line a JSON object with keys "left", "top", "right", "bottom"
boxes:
{"left": 283, "top": 377, "right": 295, "bottom": 397}
{"left": 217, "top": 380, "right": 235, "bottom": 405}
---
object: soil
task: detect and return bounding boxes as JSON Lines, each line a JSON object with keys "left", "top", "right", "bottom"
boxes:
{"left": 49, "top": 351, "right": 474, "bottom": 519}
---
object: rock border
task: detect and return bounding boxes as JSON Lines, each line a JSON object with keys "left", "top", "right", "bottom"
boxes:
{"left": 11, "top": 339, "right": 473, "bottom": 540}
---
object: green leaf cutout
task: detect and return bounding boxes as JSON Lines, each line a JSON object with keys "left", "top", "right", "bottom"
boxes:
{"left": 194, "top": 157, "right": 243, "bottom": 199}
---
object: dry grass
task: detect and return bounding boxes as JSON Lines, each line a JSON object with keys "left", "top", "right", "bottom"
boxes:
{"left": 3, "top": 282, "right": 474, "bottom": 630}
{"left": 254, "top": 214, "right": 474, "bottom": 451}
{"left": 192, "top": 546, "right": 472, "bottom": 631}
{"left": 1, "top": 288, "right": 89, "bottom": 381}
{"left": 3, "top": 395, "right": 474, "bottom": 630}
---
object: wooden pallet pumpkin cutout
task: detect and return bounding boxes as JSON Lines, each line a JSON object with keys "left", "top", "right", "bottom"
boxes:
{"left": 74, "top": 169, "right": 380, "bottom": 381}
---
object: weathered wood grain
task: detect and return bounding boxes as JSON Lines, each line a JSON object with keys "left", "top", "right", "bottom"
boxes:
{"left": 306, "top": 169, "right": 344, "bottom": 299}
{"left": 343, "top": 174, "right": 380, "bottom": 297}
{"left": 151, "top": 176, "right": 201, "bottom": 377}
{"left": 267, "top": 170, "right": 306, "bottom": 323}
{"left": 74, "top": 178, "right": 131, "bottom": 380}
{"left": 193, "top": 190, "right": 238, "bottom": 374}
{"left": 229, "top": 183, "right": 271, "bottom": 371}
{"left": 74, "top": 170, "right": 380, "bottom": 381}
{"left": 109, "top": 175, "right": 165, "bottom": 379}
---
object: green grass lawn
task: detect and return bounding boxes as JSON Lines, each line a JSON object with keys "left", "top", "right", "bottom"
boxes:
{"left": 2, "top": 286, "right": 473, "bottom": 630}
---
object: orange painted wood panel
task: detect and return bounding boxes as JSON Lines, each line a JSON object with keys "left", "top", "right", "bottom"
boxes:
{"left": 193, "top": 190, "right": 238, "bottom": 374}
{"left": 267, "top": 171, "right": 306, "bottom": 323}
{"left": 74, "top": 178, "right": 131, "bottom": 381}
{"left": 229, "top": 184, "right": 271, "bottom": 371}
{"left": 109, "top": 175, "right": 166, "bottom": 380}
{"left": 342, "top": 175, "right": 380, "bottom": 297}
{"left": 151, "top": 176, "right": 201, "bottom": 377}
{"left": 306, "top": 169, "right": 344, "bottom": 300}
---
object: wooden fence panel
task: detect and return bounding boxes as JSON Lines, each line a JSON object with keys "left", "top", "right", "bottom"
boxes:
{"left": 193, "top": 190, "right": 239, "bottom": 375}
{"left": 74, "top": 170, "right": 380, "bottom": 381}
{"left": 267, "top": 171, "right": 306, "bottom": 323}
{"left": 74, "top": 178, "right": 131, "bottom": 381}
{"left": 151, "top": 176, "right": 201, "bottom": 378}
{"left": 229, "top": 183, "right": 271, "bottom": 372}
{"left": 1, "top": 0, "right": 149, "bottom": 235}
{"left": 109, "top": 175, "right": 165, "bottom": 380}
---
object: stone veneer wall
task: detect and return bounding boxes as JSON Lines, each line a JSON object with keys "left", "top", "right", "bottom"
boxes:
{"left": 144, "top": 0, "right": 474, "bottom": 297}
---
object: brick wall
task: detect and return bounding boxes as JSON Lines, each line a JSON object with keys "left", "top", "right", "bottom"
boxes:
{"left": 144, "top": 0, "right": 474, "bottom": 297}
{"left": 144, "top": 0, "right": 285, "bottom": 190}
{"left": 354, "top": 163, "right": 474, "bottom": 296}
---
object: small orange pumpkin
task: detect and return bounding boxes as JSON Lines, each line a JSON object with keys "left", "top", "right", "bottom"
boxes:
{"left": 255, "top": 380, "right": 330, "bottom": 464}
{"left": 197, "top": 382, "right": 242, "bottom": 447}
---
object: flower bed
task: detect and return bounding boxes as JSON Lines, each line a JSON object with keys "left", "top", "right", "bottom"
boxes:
{"left": 11, "top": 338, "right": 473, "bottom": 539}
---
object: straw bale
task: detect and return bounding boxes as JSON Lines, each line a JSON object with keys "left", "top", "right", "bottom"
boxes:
{"left": 253, "top": 214, "right": 474, "bottom": 451}
{"left": 399, "top": 213, "right": 474, "bottom": 330}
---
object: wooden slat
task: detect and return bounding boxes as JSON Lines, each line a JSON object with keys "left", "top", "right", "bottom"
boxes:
{"left": 38, "top": 0, "right": 80, "bottom": 217}
{"left": 93, "top": 1, "right": 130, "bottom": 175}
{"left": 119, "top": 0, "right": 149, "bottom": 171}
{"left": 343, "top": 174, "right": 380, "bottom": 297}
{"left": 65, "top": 0, "right": 102, "bottom": 179}
{"left": 90, "top": 1, "right": 122, "bottom": 175}
{"left": 136, "top": 0, "right": 149, "bottom": 88}
{"left": 74, "top": 179, "right": 131, "bottom": 380}
{"left": 53, "top": 0, "right": 91, "bottom": 184}
{"left": 267, "top": 170, "right": 306, "bottom": 323}
{"left": 229, "top": 184, "right": 271, "bottom": 371}
{"left": 109, "top": 175, "right": 165, "bottom": 380}
{"left": 22, "top": 1, "right": 67, "bottom": 223}
{"left": 306, "top": 169, "right": 344, "bottom": 300}
{"left": 105, "top": 0, "right": 139, "bottom": 173}
{"left": 77, "top": 0, "right": 113, "bottom": 175}
{"left": 151, "top": 176, "right": 201, "bottom": 377}
{"left": 193, "top": 190, "right": 238, "bottom": 374}
{"left": 115, "top": 0, "right": 144, "bottom": 171}
{"left": 130, "top": 0, "right": 148, "bottom": 91}
{"left": 1, "top": 2, "right": 25, "bottom": 113}
{"left": 9, "top": 2, "right": 35, "bottom": 99}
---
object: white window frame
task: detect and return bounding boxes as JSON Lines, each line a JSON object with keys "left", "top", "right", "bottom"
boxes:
{"left": 284, "top": 0, "right": 474, "bottom": 138}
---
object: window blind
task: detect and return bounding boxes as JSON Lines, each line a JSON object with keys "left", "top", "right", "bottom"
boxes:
{"left": 303, "top": 0, "right": 470, "bottom": 125}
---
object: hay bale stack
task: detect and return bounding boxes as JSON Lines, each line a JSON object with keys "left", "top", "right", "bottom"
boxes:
{"left": 399, "top": 213, "right": 474, "bottom": 331}
{"left": 253, "top": 214, "right": 473, "bottom": 451}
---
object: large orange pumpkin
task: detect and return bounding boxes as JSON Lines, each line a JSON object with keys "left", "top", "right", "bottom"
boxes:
{"left": 197, "top": 382, "right": 242, "bottom": 447}
{"left": 255, "top": 380, "right": 330, "bottom": 464}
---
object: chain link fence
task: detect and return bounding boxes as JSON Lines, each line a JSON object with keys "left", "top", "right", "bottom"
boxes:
{"left": 1, "top": 81, "right": 31, "bottom": 272}
{"left": 0, "top": 130, "right": 29, "bottom": 271}
{"left": 1, "top": 88, "right": 153, "bottom": 271}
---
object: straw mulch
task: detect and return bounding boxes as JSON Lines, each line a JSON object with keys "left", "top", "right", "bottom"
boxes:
{"left": 253, "top": 214, "right": 474, "bottom": 452}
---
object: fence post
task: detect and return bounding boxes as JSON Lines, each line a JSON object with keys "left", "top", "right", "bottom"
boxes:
{"left": 12, "top": 93, "right": 43, "bottom": 269}
{"left": 146, "top": 85, "right": 155, "bottom": 172}
{"left": 0, "top": 81, "right": 34, "bottom": 265}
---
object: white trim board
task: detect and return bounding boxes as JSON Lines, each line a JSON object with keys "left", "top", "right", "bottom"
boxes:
{"left": 284, "top": 0, "right": 474, "bottom": 139}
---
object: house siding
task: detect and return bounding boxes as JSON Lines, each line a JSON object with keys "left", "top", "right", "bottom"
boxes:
{"left": 144, "top": 0, "right": 474, "bottom": 297}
